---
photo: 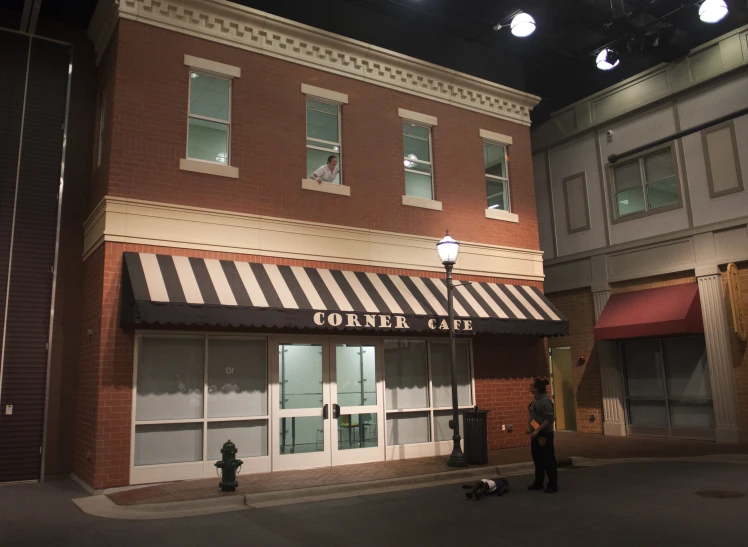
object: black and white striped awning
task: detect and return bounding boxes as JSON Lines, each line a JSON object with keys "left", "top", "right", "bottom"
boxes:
{"left": 121, "top": 252, "right": 567, "bottom": 336}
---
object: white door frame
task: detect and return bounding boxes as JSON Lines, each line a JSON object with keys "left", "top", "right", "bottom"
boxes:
{"left": 270, "top": 335, "right": 331, "bottom": 472}
{"left": 330, "top": 338, "right": 385, "bottom": 466}
{"left": 269, "top": 335, "right": 386, "bottom": 471}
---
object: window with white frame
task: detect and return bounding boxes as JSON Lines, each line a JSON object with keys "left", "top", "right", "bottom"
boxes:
{"left": 403, "top": 122, "right": 434, "bottom": 200}
{"left": 97, "top": 87, "right": 106, "bottom": 168}
{"left": 306, "top": 98, "right": 342, "bottom": 184}
{"left": 384, "top": 339, "right": 473, "bottom": 446}
{"left": 484, "top": 140, "right": 510, "bottom": 211}
{"left": 133, "top": 336, "right": 268, "bottom": 467}
{"left": 611, "top": 144, "right": 680, "bottom": 219}
{"left": 187, "top": 71, "right": 232, "bottom": 165}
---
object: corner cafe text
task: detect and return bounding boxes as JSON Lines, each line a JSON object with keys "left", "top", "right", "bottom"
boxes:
{"left": 313, "top": 312, "right": 473, "bottom": 331}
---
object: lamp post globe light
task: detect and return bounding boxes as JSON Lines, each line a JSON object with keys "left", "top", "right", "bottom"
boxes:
{"left": 436, "top": 231, "right": 468, "bottom": 468}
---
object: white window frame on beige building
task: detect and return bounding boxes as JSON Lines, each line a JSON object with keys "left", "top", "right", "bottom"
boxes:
{"left": 399, "top": 108, "right": 442, "bottom": 211}
{"left": 301, "top": 84, "right": 350, "bottom": 196}
{"left": 480, "top": 129, "right": 517, "bottom": 223}
{"left": 180, "top": 55, "right": 241, "bottom": 179}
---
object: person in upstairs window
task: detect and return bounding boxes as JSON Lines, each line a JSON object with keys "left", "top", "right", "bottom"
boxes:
{"left": 311, "top": 155, "right": 339, "bottom": 183}
{"left": 526, "top": 377, "right": 558, "bottom": 494}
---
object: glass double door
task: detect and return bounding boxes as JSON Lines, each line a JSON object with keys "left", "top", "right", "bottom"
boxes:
{"left": 270, "top": 338, "right": 384, "bottom": 471}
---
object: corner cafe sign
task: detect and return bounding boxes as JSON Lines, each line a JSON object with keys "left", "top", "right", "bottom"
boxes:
{"left": 313, "top": 311, "right": 474, "bottom": 332}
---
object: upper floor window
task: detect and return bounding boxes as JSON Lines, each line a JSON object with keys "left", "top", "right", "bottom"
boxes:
{"left": 611, "top": 144, "right": 680, "bottom": 219}
{"left": 306, "top": 98, "right": 341, "bottom": 184}
{"left": 187, "top": 71, "right": 231, "bottom": 165}
{"left": 483, "top": 141, "right": 509, "bottom": 211}
{"left": 403, "top": 122, "right": 433, "bottom": 200}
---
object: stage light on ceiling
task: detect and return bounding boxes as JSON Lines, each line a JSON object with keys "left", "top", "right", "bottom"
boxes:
{"left": 596, "top": 48, "right": 620, "bottom": 70}
{"left": 699, "top": 0, "right": 728, "bottom": 23}
{"left": 510, "top": 13, "right": 536, "bottom": 37}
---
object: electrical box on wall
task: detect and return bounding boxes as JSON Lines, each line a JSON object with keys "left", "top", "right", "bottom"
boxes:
{"left": 5, "top": 405, "right": 12, "bottom": 415}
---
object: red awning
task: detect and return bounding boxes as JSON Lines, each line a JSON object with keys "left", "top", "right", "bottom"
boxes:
{"left": 594, "top": 283, "right": 704, "bottom": 341}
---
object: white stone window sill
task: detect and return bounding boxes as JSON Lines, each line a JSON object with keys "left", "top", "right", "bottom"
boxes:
{"left": 485, "top": 207, "right": 518, "bottom": 223}
{"left": 302, "top": 178, "right": 351, "bottom": 196}
{"left": 402, "top": 195, "right": 442, "bottom": 211}
{"left": 180, "top": 158, "right": 239, "bottom": 178}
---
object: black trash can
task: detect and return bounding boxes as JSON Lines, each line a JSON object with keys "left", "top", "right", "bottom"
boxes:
{"left": 463, "top": 406, "right": 490, "bottom": 465}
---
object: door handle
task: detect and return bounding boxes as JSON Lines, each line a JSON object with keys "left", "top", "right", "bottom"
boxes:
{"left": 323, "top": 403, "right": 329, "bottom": 420}
{"left": 333, "top": 404, "right": 340, "bottom": 419}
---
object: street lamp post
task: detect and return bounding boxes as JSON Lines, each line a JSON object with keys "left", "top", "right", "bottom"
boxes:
{"left": 437, "top": 231, "right": 468, "bottom": 468}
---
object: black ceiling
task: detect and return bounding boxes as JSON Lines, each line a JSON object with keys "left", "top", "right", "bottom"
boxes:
{"left": 13, "top": 0, "right": 748, "bottom": 123}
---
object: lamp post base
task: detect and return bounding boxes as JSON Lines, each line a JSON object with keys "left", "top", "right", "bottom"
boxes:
{"left": 447, "top": 435, "right": 468, "bottom": 468}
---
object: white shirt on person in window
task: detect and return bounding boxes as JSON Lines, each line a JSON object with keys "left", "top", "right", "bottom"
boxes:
{"left": 312, "top": 163, "right": 339, "bottom": 183}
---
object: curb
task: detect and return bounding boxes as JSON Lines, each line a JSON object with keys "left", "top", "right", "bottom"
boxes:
{"left": 72, "top": 492, "right": 247, "bottom": 520}
{"left": 72, "top": 454, "right": 748, "bottom": 519}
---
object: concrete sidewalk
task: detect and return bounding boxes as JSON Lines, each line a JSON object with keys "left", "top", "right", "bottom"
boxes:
{"left": 105, "top": 432, "right": 748, "bottom": 509}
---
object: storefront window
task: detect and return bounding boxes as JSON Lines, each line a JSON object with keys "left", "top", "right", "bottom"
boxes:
{"left": 622, "top": 336, "right": 714, "bottom": 435}
{"left": 384, "top": 339, "right": 473, "bottom": 446}
{"left": 134, "top": 335, "right": 268, "bottom": 467}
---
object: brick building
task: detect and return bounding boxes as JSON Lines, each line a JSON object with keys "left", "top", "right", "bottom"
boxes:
{"left": 47, "top": 0, "right": 570, "bottom": 489}
{"left": 533, "top": 25, "right": 748, "bottom": 444}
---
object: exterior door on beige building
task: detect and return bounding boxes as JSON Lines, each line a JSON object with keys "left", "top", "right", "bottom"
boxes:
{"left": 550, "top": 347, "right": 577, "bottom": 431}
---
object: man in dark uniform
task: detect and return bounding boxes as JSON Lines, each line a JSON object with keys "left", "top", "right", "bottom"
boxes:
{"left": 526, "top": 377, "right": 558, "bottom": 493}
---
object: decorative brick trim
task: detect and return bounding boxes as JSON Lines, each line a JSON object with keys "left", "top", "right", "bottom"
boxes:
{"left": 87, "top": 0, "right": 540, "bottom": 125}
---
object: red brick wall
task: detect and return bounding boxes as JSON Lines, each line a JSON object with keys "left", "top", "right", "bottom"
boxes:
{"left": 723, "top": 262, "right": 748, "bottom": 443}
{"left": 473, "top": 335, "right": 548, "bottom": 450}
{"left": 76, "top": 241, "right": 546, "bottom": 487}
{"left": 74, "top": 247, "right": 105, "bottom": 486}
{"left": 101, "top": 20, "right": 540, "bottom": 250}
{"left": 547, "top": 289, "right": 602, "bottom": 434}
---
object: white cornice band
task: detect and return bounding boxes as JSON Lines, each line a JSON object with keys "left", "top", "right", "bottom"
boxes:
{"left": 88, "top": 0, "right": 540, "bottom": 126}
{"left": 83, "top": 196, "right": 546, "bottom": 281}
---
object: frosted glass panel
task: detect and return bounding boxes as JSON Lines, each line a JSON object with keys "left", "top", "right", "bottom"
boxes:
{"left": 336, "top": 345, "right": 376, "bottom": 407}
{"left": 644, "top": 149, "right": 674, "bottom": 182}
{"left": 384, "top": 340, "right": 429, "bottom": 410}
{"left": 134, "top": 423, "right": 202, "bottom": 466}
{"left": 662, "top": 337, "right": 711, "bottom": 398}
{"left": 669, "top": 400, "right": 715, "bottom": 429}
{"left": 628, "top": 400, "right": 668, "bottom": 427}
{"left": 136, "top": 337, "right": 205, "bottom": 421}
{"left": 434, "top": 410, "right": 464, "bottom": 442}
{"left": 430, "top": 341, "right": 472, "bottom": 408}
{"left": 280, "top": 344, "right": 323, "bottom": 410}
{"left": 208, "top": 338, "right": 267, "bottom": 418}
{"left": 647, "top": 177, "right": 678, "bottom": 209}
{"left": 189, "top": 73, "right": 229, "bottom": 120}
{"left": 404, "top": 171, "right": 433, "bottom": 199}
{"left": 187, "top": 118, "right": 228, "bottom": 164}
{"left": 386, "top": 412, "right": 430, "bottom": 445}
{"left": 207, "top": 420, "right": 268, "bottom": 459}
{"left": 483, "top": 142, "right": 506, "bottom": 178}
{"left": 616, "top": 187, "right": 645, "bottom": 216}
{"left": 487, "top": 178, "right": 508, "bottom": 211}
{"left": 613, "top": 161, "right": 642, "bottom": 191}
{"left": 306, "top": 99, "right": 339, "bottom": 142}
{"left": 623, "top": 340, "right": 664, "bottom": 397}
{"left": 279, "top": 416, "right": 324, "bottom": 455}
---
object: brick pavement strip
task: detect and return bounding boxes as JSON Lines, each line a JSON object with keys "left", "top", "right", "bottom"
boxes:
{"left": 107, "top": 432, "right": 748, "bottom": 507}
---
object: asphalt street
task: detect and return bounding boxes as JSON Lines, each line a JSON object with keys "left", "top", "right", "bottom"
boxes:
{"left": 1, "top": 461, "right": 747, "bottom": 547}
